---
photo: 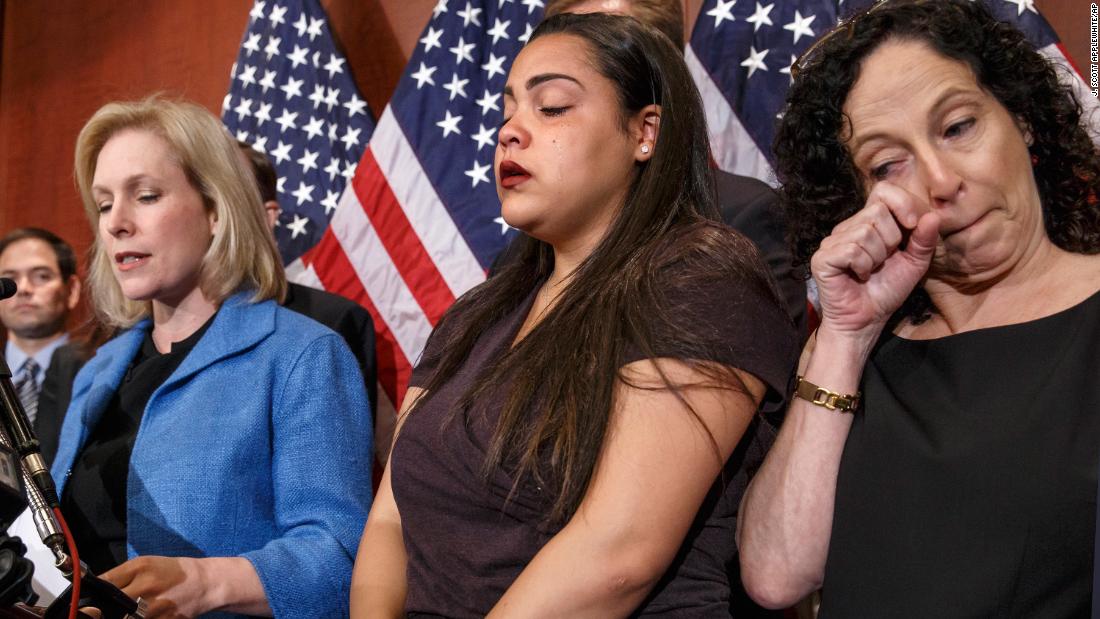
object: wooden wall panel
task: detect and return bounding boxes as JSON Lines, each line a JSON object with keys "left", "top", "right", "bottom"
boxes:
{"left": 0, "top": 1, "right": 253, "bottom": 262}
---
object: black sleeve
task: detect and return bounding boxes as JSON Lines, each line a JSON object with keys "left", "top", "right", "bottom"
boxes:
{"left": 622, "top": 233, "right": 800, "bottom": 418}
{"left": 715, "top": 171, "right": 808, "bottom": 339}
{"left": 334, "top": 305, "right": 378, "bottom": 416}
{"left": 36, "top": 343, "right": 89, "bottom": 466}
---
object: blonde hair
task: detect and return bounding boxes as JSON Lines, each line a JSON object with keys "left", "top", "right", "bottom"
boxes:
{"left": 74, "top": 96, "right": 286, "bottom": 328}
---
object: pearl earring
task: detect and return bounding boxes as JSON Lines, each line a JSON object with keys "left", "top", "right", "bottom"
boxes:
{"left": 641, "top": 144, "right": 650, "bottom": 154}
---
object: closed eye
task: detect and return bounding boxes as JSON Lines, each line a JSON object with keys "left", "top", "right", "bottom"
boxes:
{"left": 539, "top": 106, "right": 568, "bottom": 117}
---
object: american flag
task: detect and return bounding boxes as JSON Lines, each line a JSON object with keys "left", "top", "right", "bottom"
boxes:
{"left": 224, "top": 0, "right": 542, "bottom": 458}
{"left": 222, "top": 0, "right": 375, "bottom": 264}
{"left": 223, "top": 0, "right": 1096, "bottom": 461}
{"left": 686, "top": 0, "right": 1100, "bottom": 185}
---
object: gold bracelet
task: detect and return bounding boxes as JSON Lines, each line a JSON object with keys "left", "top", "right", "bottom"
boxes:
{"left": 794, "top": 376, "right": 861, "bottom": 413}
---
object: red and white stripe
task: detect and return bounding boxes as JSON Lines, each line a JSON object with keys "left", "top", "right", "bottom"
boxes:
{"left": 292, "top": 107, "right": 487, "bottom": 462}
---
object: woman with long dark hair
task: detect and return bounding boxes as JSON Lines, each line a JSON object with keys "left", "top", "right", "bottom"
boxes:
{"left": 738, "top": 1, "right": 1100, "bottom": 616}
{"left": 351, "top": 12, "right": 798, "bottom": 617}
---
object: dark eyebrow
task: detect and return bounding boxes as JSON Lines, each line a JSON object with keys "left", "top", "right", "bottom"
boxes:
{"left": 503, "top": 72, "right": 584, "bottom": 98}
{"left": 849, "top": 86, "right": 981, "bottom": 153}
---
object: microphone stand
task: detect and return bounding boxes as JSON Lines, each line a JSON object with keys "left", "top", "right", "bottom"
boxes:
{"left": 0, "top": 353, "right": 144, "bottom": 619}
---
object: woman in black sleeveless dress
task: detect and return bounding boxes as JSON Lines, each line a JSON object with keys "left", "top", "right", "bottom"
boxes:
{"left": 738, "top": 1, "right": 1100, "bottom": 617}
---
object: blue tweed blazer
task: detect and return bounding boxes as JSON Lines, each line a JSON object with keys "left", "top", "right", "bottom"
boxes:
{"left": 52, "top": 292, "right": 373, "bottom": 618}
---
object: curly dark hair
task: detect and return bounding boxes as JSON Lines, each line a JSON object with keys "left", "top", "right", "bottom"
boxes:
{"left": 774, "top": 0, "right": 1100, "bottom": 321}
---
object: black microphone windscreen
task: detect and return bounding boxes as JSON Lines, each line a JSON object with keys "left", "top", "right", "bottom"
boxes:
{"left": 0, "top": 278, "right": 15, "bottom": 300}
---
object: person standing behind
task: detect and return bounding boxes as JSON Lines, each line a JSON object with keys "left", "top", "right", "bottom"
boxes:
{"left": 238, "top": 142, "right": 379, "bottom": 415}
{"left": 0, "top": 228, "right": 83, "bottom": 464}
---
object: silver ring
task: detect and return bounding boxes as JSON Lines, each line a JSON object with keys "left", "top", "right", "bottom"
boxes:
{"left": 124, "top": 596, "right": 149, "bottom": 618}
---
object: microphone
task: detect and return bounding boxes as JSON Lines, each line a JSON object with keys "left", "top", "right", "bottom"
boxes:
{"left": 0, "top": 278, "right": 15, "bottom": 300}
{"left": 0, "top": 441, "right": 26, "bottom": 531}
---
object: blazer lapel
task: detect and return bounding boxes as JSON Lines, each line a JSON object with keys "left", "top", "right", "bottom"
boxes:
{"left": 52, "top": 323, "right": 147, "bottom": 491}
{"left": 152, "top": 293, "right": 275, "bottom": 397}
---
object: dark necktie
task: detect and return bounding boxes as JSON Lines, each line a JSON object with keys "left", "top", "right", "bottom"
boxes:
{"left": 15, "top": 358, "right": 40, "bottom": 426}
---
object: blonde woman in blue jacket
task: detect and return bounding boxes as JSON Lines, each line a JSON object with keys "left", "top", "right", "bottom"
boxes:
{"left": 51, "top": 97, "right": 373, "bottom": 618}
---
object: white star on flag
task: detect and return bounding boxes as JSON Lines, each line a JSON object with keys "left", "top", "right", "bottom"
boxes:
{"left": 465, "top": 161, "right": 492, "bottom": 186}
{"left": 412, "top": 63, "right": 438, "bottom": 89}
{"left": 444, "top": 74, "right": 470, "bottom": 100}
{"left": 341, "top": 161, "right": 357, "bottom": 180}
{"left": 437, "top": 110, "right": 463, "bottom": 137}
{"left": 292, "top": 12, "right": 308, "bottom": 36}
{"left": 741, "top": 45, "right": 769, "bottom": 77}
{"left": 784, "top": 10, "right": 816, "bottom": 44}
{"left": 488, "top": 18, "right": 511, "bottom": 45}
{"left": 341, "top": 127, "right": 362, "bottom": 149}
{"left": 271, "top": 140, "right": 293, "bottom": 164}
{"left": 321, "top": 190, "right": 339, "bottom": 215}
{"left": 458, "top": 1, "right": 483, "bottom": 26}
{"left": 303, "top": 116, "right": 324, "bottom": 140}
{"left": 323, "top": 87, "right": 341, "bottom": 111}
{"left": 472, "top": 123, "right": 496, "bottom": 150}
{"left": 1004, "top": 0, "right": 1037, "bottom": 15}
{"left": 482, "top": 53, "right": 507, "bottom": 79}
{"left": 238, "top": 65, "right": 258, "bottom": 86}
{"left": 450, "top": 37, "right": 476, "bottom": 65}
{"left": 745, "top": 3, "right": 774, "bottom": 32}
{"left": 243, "top": 34, "right": 261, "bottom": 56}
{"left": 288, "top": 44, "right": 309, "bottom": 68}
{"left": 297, "top": 149, "right": 319, "bottom": 172}
{"left": 259, "top": 69, "right": 277, "bottom": 92}
{"left": 275, "top": 109, "right": 298, "bottom": 132}
{"left": 421, "top": 27, "right": 444, "bottom": 53}
{"left": 476, "top": 90, "right": 501, "bottom": 114}
{"left": 286, "top": 213, "right": 309, "bottom": 239}
{"left": 706, "top": 0, "right": 737, "bottom": 28}
{"left": 309, "top": 85, "right": 327, "bottom": 108}
{"left": 264, "top": 37, "right": 281, "bottom": 60}
{"left": 323, "top": 54, "right": 346, "bottom": 77}
{"left": 235, "top": 98, "right": 253, "bottom": 120}
{"left": 344, "top": 94, "right": 368, "bottom": 117}
{"left": 779, "top": 53, "right": 797, "bottom": 83}
{"left": 291, "top": 181, "right": 315, "bottom": 206}
{"left": 324, "top": 157, "right": 341, "bottom": 180}
{"left": 268, "top": 4, "right": 287, "bottom": 25}
{"left": 306, "top": 17, "right": 323, "bottom": 40}
{"left": 255, "top": 102, "right": 273, "bottom": 125}
{"left": 281, "top": 76, "right": 304, "bottom": 99}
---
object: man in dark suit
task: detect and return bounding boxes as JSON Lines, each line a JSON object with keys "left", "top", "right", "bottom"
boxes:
{"left": 713, "top": 171, "right": 806, "bottom": 334}
{"left": 0, "top": 228, "right": 86, "bottom": 465}
{"left": 239, "top": 142, "right": 379, "bottom": 413}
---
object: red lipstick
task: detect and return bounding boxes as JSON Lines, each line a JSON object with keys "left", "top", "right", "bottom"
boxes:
{"left": 498, "top": 160, "right": 531, "bottom": 188}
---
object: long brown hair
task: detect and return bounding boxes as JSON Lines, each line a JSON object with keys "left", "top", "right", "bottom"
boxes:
{"left": 410, "top": 13, "right": 769, "bottom": 524}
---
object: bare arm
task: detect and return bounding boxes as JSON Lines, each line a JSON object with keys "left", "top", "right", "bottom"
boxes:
{"left": 486, "top": 359, "right": 766, "bottom": 618}
{"left": 349, "top": 386, "right": 424, "bottom": 619}
{"left": 737, "top": 183, "right": 941, "bottom": 608}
